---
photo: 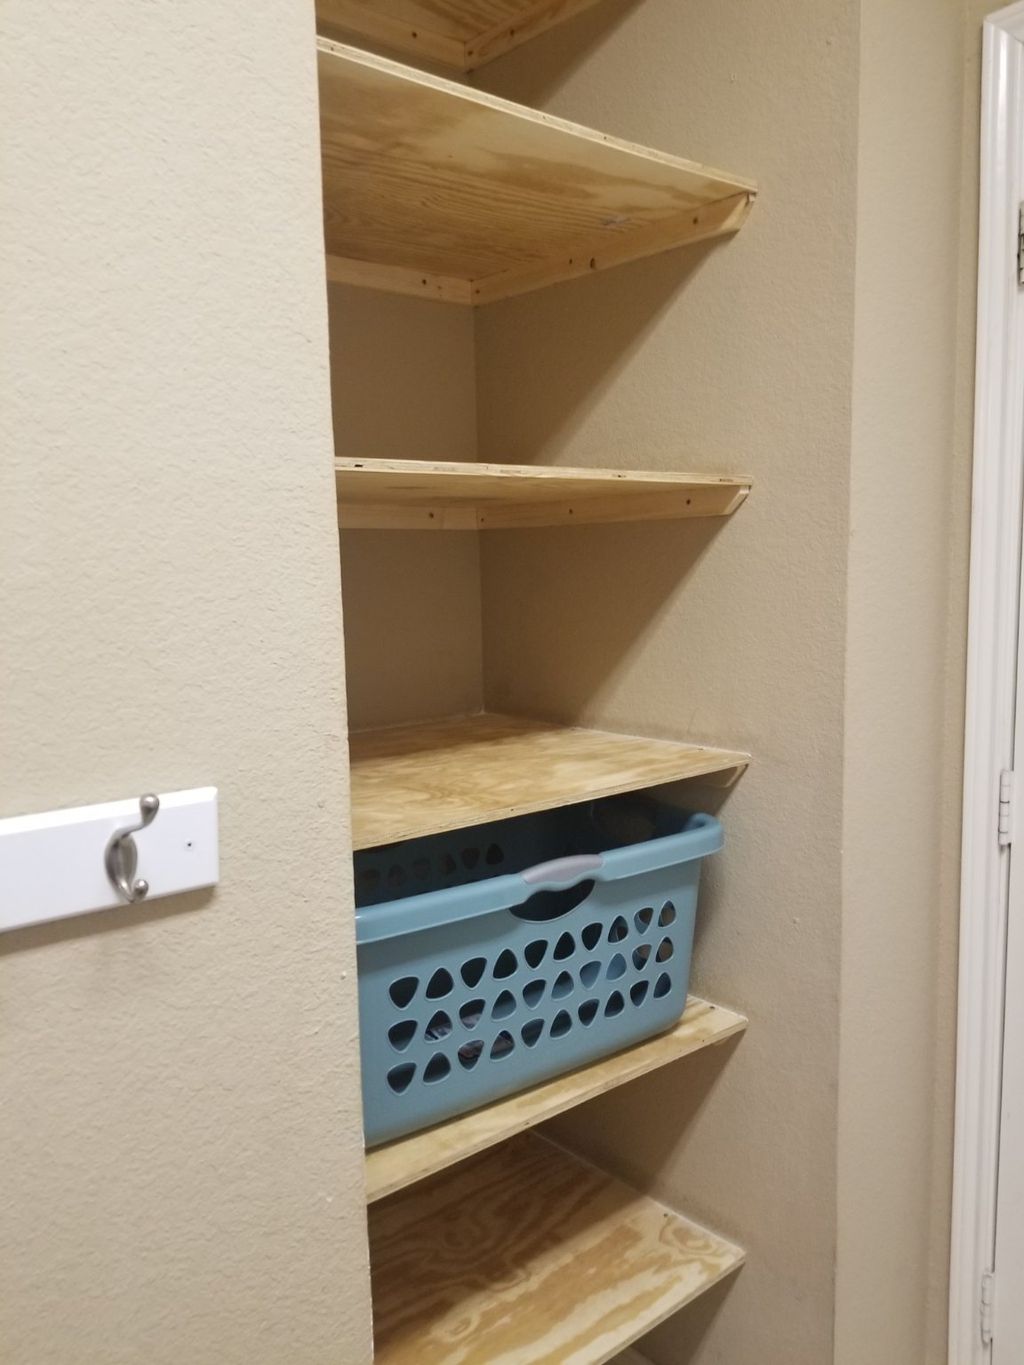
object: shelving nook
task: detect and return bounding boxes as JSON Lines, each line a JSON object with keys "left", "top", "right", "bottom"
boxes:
{"left": 321, "top": 8, "right": 756, "bottom": 1356}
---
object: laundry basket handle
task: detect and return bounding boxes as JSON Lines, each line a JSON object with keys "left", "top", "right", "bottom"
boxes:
{"left": 519, "top": 854, "right": 604, "bottom": 888}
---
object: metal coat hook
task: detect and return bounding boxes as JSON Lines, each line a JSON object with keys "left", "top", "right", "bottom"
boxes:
{"left": 105, "top": 794, "right": 160, "bottom": 904}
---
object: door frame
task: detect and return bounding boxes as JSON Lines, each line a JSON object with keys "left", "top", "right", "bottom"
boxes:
{"left": 950, "top": 5, "right": 1024, "bottom": 1361}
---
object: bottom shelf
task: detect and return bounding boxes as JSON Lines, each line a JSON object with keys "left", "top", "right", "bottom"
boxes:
{"left": 369, "top": 1131, "right": 744, "bottom": 1365}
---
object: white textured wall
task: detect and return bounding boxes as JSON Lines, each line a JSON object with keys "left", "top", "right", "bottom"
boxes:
{"left": 0, "top": 3, "right": 372, "bottom": 1362}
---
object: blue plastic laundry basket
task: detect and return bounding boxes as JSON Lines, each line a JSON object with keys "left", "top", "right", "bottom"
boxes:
{"left": 354, "top": 797, "right": 722, "bottom": 1147}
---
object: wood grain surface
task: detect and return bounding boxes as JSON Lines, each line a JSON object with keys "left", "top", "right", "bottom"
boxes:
{"left": 370, "top": 1131, "right": 745, "bottom": 1363}
{"left": 336, "top": 457, "right": 751, "bottom": 529}
{"left": 316, "top": 0, "right": 610, "bottom": 69}
{"left": 317, "top": 40, "right": 755, "bottom": 303}
{"left": 349, "top": 713, "right": 749, "bottom": 848}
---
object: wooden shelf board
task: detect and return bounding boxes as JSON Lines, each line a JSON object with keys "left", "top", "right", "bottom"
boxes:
{"left": 366, "top": 996, "right": 747, "bottom": 1202}
{"left": 336, "top": 457, "right": 751, "bottom": 529}
{"left": 316, "top": 0, "right": 610, "bottom": 71}
{"left": 349, "top": 712, "right": 750, "bottom": 849}
{"left": 370, "top": 1130, "right": 745, "bottom": 1364}
{"left": 317, "top": 40, "right": 756, "bottom": 305}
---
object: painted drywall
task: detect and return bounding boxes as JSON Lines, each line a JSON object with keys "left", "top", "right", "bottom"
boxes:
{"left": 473, "top": 1, "right": 860, "bottom": 1359}
{"left": 0, "top": 3, "right": 372, "bottom": 1363}
{"left": 835, "top": 0, "right": 969, "bottom": 1360}
{"left": 329, "top": 287, "right": 484, "bottom": 730}
{"left": 467, "top": 2, "right": 975, "bottom": 1360}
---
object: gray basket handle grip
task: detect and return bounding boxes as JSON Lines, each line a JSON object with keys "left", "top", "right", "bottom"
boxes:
{"left": 520, "top": 854, "right": 604, "bottom": 888}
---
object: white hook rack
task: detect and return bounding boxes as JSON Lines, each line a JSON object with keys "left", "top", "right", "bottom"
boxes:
{"left": 0, "top": 787, "right": 219, "bottom": 932}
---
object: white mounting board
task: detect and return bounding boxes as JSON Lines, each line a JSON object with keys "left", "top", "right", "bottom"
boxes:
{"left": 0, "top": 787, "right": 219, "bottom": 932}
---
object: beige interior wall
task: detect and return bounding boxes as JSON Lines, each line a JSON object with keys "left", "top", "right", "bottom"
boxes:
{"left": 835, "top": 2, "right": 969, "bottom": 1362}
{"left": 328, "top": 288, "right": 483, "bottom": 729}
{"left": 472, "top": 2, "right": 860, "bottom": 1359}
{"left": 0, "top": 1, "right": 980, "bottom": 1359}
{"left": 0, "top": 4, "right": 372, "bottom": 1363}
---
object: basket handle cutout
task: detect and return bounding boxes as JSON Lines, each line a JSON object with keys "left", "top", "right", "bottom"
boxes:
{"left": 510, "top": 879, "right": 596, "bottom": 923}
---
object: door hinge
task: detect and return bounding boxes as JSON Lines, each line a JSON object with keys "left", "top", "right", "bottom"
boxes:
{"left": 982, "top": 1269, "right": 996, "bottom": 1346}
{"left": 999, "top": 769, "right": 1015, "bottom": 847}
{"left": 1018, "top": 203, "right": 1024, "bottom": 285}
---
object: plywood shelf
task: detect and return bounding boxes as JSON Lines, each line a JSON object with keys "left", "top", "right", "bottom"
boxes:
{"left": 317, "top": 39, "right": 756, "bottom": 305}
{"left": 336, "top": 457, "right": 751, "bottom": 529}
{"left": 349, "top": 712, "right": 749, "bottom": 849}
{"left": 370, "top": 1130, "right": 745, "bottom": 1364}
{"left": 317, "top": 0, "right": 610, "bottom": 70}
{"left": 366, "top": 996, "right": 747, "bottom": 1202}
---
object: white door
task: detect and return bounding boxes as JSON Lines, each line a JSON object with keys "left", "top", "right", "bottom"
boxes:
{"left": 997, "top": 502, "right": 1024, "bottom": 1360}
{"left": 995, "top": 311, "right": 1024, "bottom": 1358}
{"left": 991, "top": 13, "right": 1024, "bottom": 1351}
{"left": 951, "top": 6, "right": 1024, "bottom": 1363}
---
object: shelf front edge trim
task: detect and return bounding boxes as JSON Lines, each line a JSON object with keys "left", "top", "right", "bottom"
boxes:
{"left": 472, "top": 189, "right": 754, "bottom": 304}
{"left": 338, "top": 489, "right": 749, "bottom": 528}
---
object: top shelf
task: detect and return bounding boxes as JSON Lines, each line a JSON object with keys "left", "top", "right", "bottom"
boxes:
{"left": 317, "top": 39, "right": 756, "bottom": 306}
{"left": 316, "top": 0, "right": 609, "bottom": 71}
